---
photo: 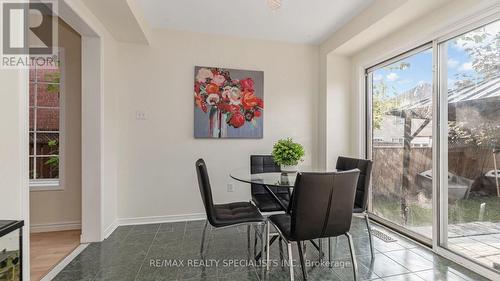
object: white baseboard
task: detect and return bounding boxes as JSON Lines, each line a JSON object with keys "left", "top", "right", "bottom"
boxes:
{"left": 117, "top": 213, "right": 206, "bottom": 227}
{"left": 103, "top": 219, "right": 118, "bottom": 239}
{"left": 40, "top": 243, "right": 88, "bottom": 281}
{"left": 30, "top": 221, "right": 81, "bottom": 233}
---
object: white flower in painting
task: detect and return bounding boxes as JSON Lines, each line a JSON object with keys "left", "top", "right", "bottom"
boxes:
{"left": 229, "top": 87, "right": 242, "bottom": 105}
{"left": 222, "top": 86, "right": 242, "bottom": 105}
{"left": 386, "top": 72, "right": 399, "bottom": 82}
{"left": 212, "top": 74, "right": 226, "bottom": 86}
{"left": 196, "top": 68, "right": 213, "bottom": 83}
{"left": 206, "top": 93, "right": 220, "bottom": 105}
{"left": 222, "top": 86, "right": 232, "bottom": 98}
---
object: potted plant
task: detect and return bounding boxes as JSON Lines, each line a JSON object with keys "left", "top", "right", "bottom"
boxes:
{"left": 272, "top": 138, "right": 305, "bottom": 173}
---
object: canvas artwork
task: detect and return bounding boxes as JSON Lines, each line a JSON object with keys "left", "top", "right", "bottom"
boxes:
{"left": 194, "top": 66, "right": 264, "bottom": 138}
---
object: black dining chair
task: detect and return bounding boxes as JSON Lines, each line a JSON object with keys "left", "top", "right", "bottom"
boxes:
{"left": 250, "top": 155, "right": 290, "bottom": 259}
{"left": 195, "top": 159, "right": 267, "bottom": 258}
{"left": 266, "top": 170, "right": 361, "bottom": 281}
{"left": 250, "top": 155, "right": 291, "bottom": 212}
{"left": 332, "top": 156, "right": 374, "bottom": 259}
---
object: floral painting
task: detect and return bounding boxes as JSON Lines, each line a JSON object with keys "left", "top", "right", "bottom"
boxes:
{"left": 194, "top": 66, "right": 264, "bottom": 138}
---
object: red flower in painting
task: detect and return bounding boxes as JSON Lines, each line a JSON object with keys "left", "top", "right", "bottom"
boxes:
{"left": 220, "top": 104, "right": 240, "bottom": 114}
{"left": 240, "top": 78, "right": 254, "bottom": 91}
{"left": 241, "top": 90, "right": 261, "bottom": 110}
{"left": 194, "top": 67, "right": 263, "bottom": 129}
{"left": 206, "top": 83, "right": 220, "bottom": 94}
{"left": 229, "top": 112, "right": 245, "bottom": 128}
{"left": 194, "top": 93, "right": 208, "bottom": 113}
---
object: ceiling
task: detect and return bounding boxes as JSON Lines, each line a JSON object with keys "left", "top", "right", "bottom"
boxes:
{"left": 135, "top": 0, "right": 374, "bottom": 44}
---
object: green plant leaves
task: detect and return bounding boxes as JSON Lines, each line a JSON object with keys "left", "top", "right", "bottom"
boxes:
{"left": 271, "top": 138, "right": 305, "bottom": 166}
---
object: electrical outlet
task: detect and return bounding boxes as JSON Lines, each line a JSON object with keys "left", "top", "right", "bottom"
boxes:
{"left": 136, "top": 111, "right": 147, "bottom": 120}
{"left": 227, "top": 183, "right": 235, "bottom": 192}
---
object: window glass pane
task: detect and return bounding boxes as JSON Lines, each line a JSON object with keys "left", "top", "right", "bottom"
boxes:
{"left": 36, "top": 83, "right": 59, "bottom": 107}
{"left": 29, "top": 108, "right": 35, "bottom": 131}
{"left": 29, "top": 66, "right": 36, "bottom": 81}
{"left": 29, "top": 83, "right": 35, "bottom": 106}
{"left": 29, "top": 133, "right": 35, "bottom": 155}
{"left": 37, "top": 67, "right": 60, "bottom": 83}
{"left": 370, "top": 47, "right": 433, "bottom": 239}
{"left": 36, "top": 108, "right": 59, "bottom": 131}
{"left": 442, "top": 19, "right": 500, "bottom": 270}
{"left": 29, "top": 157, "right": 34, "bottom": 180}
{"left": 36, "top": 133, "right": 59, "bottom": 156}
{"left": 36, "top": 156, "right": 59, "bottom": 179}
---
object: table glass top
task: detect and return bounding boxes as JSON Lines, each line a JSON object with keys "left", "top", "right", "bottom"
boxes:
{"left": 230, "top": 166, "right": 336, "bottom": 187}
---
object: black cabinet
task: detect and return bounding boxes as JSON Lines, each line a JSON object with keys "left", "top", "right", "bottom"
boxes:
{"left": 0, "top": 220, "right": 23, "bottom": 281}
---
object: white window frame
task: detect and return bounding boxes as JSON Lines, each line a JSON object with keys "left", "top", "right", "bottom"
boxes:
{"left": 363, "top": 9, "right": 500, "bottom": 280}
{"left": 29, "top": 49, "right": 65, "bottom": 192}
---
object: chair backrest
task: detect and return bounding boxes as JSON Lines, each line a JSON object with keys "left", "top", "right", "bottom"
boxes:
{"left": 195, "top": 159, "right": 217, "bottom": 226}
{"left": 290, "top": 170, "right": 360, "bottom": 240}
{"left": 336, "top": 156, "right": 373, "bottom": 211}
{"left": 250, "top": 155, "right": 282, "bottom": 195}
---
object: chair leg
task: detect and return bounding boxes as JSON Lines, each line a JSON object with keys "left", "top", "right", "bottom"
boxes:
{"left": 266, "top": 220, "right": 271, "bottom": 271}
{"left": 365, "top": 212, "right": 375, "bottom": 258}
{"left": 200, "top": 220, "right": 208, "bottom": 257}
{"left": 303, "top": 240, "right": 307, "bottom": 260}
{"left": 318, "top": 238, "right": 323, "bottom": 261}
{"left": 279, "top": 237, "right": 284, "bottom": 264}
{"left": 247, "top": 225, "right": 251, "bottom": 252}
{"left": 328, "top": 237, "right": 332, "bottom": 268}
{"left": 261, "top": 223, "right": 266, "bottom": 268}
{"left": 254, "top": 226, "right": 258, "bottom": 258}
{"left": 346, "top": 232, "right": 358, "bottom": 281}
{"left": 297, "top": 241, "right": 308, "bottom": 281}
{"left": 287, "top": 242, "right": 294, "bottom": 281}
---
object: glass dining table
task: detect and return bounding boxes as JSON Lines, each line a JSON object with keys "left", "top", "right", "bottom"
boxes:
{"left": 230, "top": 166, "right": 336, "bottom": 260}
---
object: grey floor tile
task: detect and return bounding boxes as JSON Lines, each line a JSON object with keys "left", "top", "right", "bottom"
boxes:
{"left": 55, "top": 220, "right": 495, "bottom": 281}
{"left": 372, "top": 239, "right": 407, "bottom": 253}
{"left": 218, "top": 270, "right": 260, "bottom": 281}
{"left": 358, "top": 253, "right": 410, "bottom": 278}
{"left": 129, "top": 224, "right": 161, "bottom": 235}
{"left": 93, "top": 264, "right": 141, "bottom": 281}
{"left": 332, "top": 256, "right": 380, "bottom": 281}
{"left": 381, "top": 273, "right": 425, "bottom": 281}
{"left": 52, "top": 269, "right": 96, "bottom": 281}
{"left": 415, "top": 268, "right": 468, "bottom": 281}
{"left": 135, "top": 259, "right": 180, "bottom": 281}
{"left": 384, "top": 249, "right": 434, "bottom": 271}
{"left": 176, "top": 263, "right": 217, "bottom": 280}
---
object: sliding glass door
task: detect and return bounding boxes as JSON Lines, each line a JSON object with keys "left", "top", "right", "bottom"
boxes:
{"left": 439, "top": 19, "right": 500, "bottom": 272}
{"left": 367, "top": 46, "right": 434, "bottom": 241}
{"left": 367, "top": 16, "right": 500, "bottom": 276}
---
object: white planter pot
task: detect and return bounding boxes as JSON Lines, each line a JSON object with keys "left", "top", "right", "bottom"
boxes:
{"left": 280, "top": 164, "right": 298, "bottom": 173}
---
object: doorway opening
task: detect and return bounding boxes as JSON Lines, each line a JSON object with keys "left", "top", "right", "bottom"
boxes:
{"left": 28, "top": 15, "right": 82, "bottom": 281}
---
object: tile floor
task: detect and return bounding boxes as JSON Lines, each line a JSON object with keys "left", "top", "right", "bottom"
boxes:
{"left": 54, "top": 217, "right": 492, "bottom": 281}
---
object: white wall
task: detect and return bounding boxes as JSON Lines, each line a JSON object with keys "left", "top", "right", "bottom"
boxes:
{"left": 0, "top": 69, "right": 25, "bottom": 220}
{"left": 325, "top": 54, "right": 354, "bottom": 168}
{"left": 115, "top": 29, "right": 319, "bottom": 220}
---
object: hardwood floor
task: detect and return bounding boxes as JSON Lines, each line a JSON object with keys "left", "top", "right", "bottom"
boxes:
{"left": 30, "top": 230, "right": 81, "bottom": 281}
